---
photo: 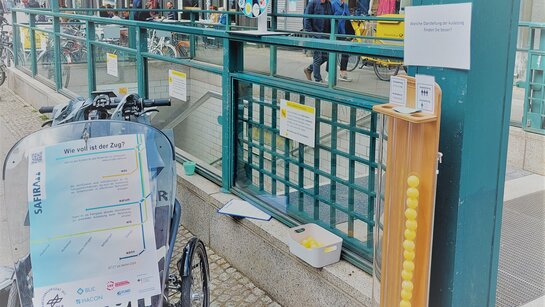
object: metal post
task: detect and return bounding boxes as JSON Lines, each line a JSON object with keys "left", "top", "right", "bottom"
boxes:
{"left": 86, "top": 21, "right": 96, "bottom": 97}
{"left": 328, "top": 18, "right": 336, "bottom": 88}
{"left": 221, "top": 39, "right": 244, "bottom": 191}
{"left": 136, "top": 26, "right": 148, "bottom": 98}
{"left": 408, "top": 0, "right": 522, "bottom": 305}
{"left": 190, "top": 12, "right": 196, "bottom": 59}
{"left": 12, "top": 11, "right": 19, "bottom": 67}
{"left": 51, "top": 1, "right": 62, "bottom": 90}
{"left": 29, "top": 15, "right": 36, "bottom": 76}
{"left": 129, "top": 10, "right": 136, "bottom": 49}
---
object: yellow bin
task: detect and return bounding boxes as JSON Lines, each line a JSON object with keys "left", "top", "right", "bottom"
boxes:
{"left": 376, "top": 14, "right": 405, "bottom": 41}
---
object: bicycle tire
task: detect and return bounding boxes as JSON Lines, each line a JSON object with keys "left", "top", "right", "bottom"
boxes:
{"left": 180, "top": 238, "right": 210, "bottom": 307}
{"left": 336, "top": 54, "right": 359, "bottom": 73}
{"left": 373, "top": 62, "right": 400, "bottom": 81}
{"left": 7, "top": 280, "right": 21, "bottom": 307}
{"left": 162, "top": 44, "right": 178, "bottom": 58}
{"left": 0, "top": 66, "right": 5, "bottom": 86}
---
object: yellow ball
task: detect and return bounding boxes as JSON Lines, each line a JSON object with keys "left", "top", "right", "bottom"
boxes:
{"left": 400, "top": 300, "right": 411, "bottom": 307}
{"left": 407, "top": 175, "right": 420, "bottom": 188}
{"left": 405, "top": 208, "right": 417, "bottom": 220}
{"left": 407, "top": 188, "right": 419, "bottom": 198}
{"left": 404, "top": 250, "right": 415, "bottom": 261}
{"left": 401, "top": 289, "right": 413, "bottom": 300}
{"left": 406, "top": 220, "right": 418, "bottom": 231}
{"left": 406, "top": 198, "right": 418, "bottom": 209}
{"left": 402, "top": 280, "right": 414, "bottom": 292}
{"left": 403, "top": 260, "right": 415, "bottom": 272}
{"left": 403, "top": 240, "right": 415, "bottom": 251}
{"left": 401, "top": 270, "right": 413, "bottom": 280}
{"left": 404, "top": 229, "right": 416, "bottom": 240}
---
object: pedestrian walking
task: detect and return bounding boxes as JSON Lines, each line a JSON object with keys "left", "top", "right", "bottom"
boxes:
{"left": 303, "top": 0, "right": 333, "bottom": 83}
{"left": 332, "top": 0, "right": 352, "bottom": 82}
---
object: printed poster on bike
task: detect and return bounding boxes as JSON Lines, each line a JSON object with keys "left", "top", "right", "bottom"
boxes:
{"left": 27, "top": 134, "right": 161, "bottom": 307}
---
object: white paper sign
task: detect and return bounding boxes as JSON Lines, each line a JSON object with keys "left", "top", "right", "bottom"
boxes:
{"left": 279, "top": 99, "right": 316, "bottom": 148}
{"left": 389, "top": 76, "right": 407, "bottom": 107}
{"left": 415, "top": 74, "right": 435, "bottom": 114}
{"left": 404, "top": 3, "right": 472, "bottom": 69}
{"left": 168, "top": 69, "right": 187, "bottom": 101}
{"left": 106, "top": 53, "right": 118, "bottom": 77}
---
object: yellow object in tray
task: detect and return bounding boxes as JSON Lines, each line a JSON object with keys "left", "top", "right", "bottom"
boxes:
{"left": 300, "top": 236, "right": 322, "bottom": 249}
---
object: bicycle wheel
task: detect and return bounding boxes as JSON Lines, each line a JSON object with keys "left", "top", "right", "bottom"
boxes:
{"left": 162, "top": 44, "right": 178, "bottom": 58}
{"left": 373, "top": 62, "right": 401, "bottom": 81}
{"left": 336, "top": 54, "right": 359, "bottom": 72}
{"left": 0, "top": 66, "right": 6, "bottom": 86}
{"left": 179, "top": 238, "right": 210, "bottom": 307}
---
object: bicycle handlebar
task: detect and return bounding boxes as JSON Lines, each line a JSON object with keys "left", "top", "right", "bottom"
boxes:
{"left": 38, "top": 98, "right": 171, "bottom": 114}
{"left": 111, "top": 98, "right": 171, "bottom": 107}
{"left": 38, "top": 106, "right": 55, "bottom": 113}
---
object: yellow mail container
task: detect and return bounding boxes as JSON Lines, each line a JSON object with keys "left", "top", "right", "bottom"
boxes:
{"left": 376, "top": 14, "right": 405, "bottom": 43}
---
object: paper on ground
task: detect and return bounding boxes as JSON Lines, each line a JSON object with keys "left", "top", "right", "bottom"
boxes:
{"left": 218, "top": 199, "right": 271, "bottom": 221}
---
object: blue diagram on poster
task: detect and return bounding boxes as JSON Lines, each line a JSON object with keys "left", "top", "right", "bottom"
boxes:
{"left": 238, "top": 0, "right": 269, "bottom": 18}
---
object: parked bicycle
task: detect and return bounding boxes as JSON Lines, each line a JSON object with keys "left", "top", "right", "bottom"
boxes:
{"left": 3, "top": 92, "right": 210, "bottom": 307}
{"left": 0, "top": 15, "right": 14, "bottom": 86}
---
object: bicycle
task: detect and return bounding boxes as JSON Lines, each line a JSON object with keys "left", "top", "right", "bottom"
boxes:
{"left": 339, "top": 19, "right": 405, "bottom": 81}
{"left": 3, "top": 92, "right": 210, "bottom": 307}
{"left": 0, "top": 15, "right": 14, "bottom": 86}
{"left": 148, "top": 18, "right": 179, "bottom": 58}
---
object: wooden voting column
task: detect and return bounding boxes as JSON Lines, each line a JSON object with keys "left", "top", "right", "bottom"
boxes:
{"left": 372, "top": 75, "right": 442, "bottom": 307}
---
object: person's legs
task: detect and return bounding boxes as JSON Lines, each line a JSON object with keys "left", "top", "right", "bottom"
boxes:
{"left": 312, "top": 50, "right": 324, "bottom": 82}
{"left": 339, "top": 53, "right": 352, "bottom": 81}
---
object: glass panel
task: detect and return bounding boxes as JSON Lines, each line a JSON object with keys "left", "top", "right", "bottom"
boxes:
{"left": 17, "top": 26, "right": 33, "bottom": 72}
{"left": 147, "top": 59, "right": 223, "bottom": 176}
{"left": 148, "top": 29, "right": 185, "bottom": 59}
{"left": 194, "top": 35, "right": 223, "bottom": 66}
{"left": 333, "top": 52, "right": 404, "bottom": 97}
{"left": 96, "top": 23, "right": 131, "bottom": 47}
{"left": 61, "top": 36, "right": 88, "bottom": 96}
{"left": 234, "top": 81, "right": 376, "bottom": 260}
{"left": 94, "top": 45, "right": 137, "bottom": 96}
{"left": 244, "top": 42, "right": 270, "bottom": 75}
{"left": 35, "top": 30, "right": 55, "bottom": 84}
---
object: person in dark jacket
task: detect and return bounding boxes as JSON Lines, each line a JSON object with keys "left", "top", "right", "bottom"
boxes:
{"left": 303, "top": 0, "right": 333, "bottom": 83}
{"left": 166, "top": 2, "right": 177, "bottom": 20}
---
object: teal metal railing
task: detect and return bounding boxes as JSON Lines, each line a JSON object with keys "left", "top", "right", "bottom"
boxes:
{"left": 10, "top": 6, "right": 403, "bottom": 271}
{"left": 516, "top": 22, "right": 545, "bottom": 134}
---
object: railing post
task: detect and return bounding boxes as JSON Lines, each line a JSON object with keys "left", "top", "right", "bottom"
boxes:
{"left": 12, "top": 10, "right": 19, "bottom": 67}
{"left": 270, "top": 1, "right": 277, "bottom": 77}
{"left": 221, "top": 39, "right": 244, "bottom": 191}
{"left": 28, "top": 14, "right": 36, "bottom": 76}
{"left": 328, "top": 17, "right": 337, "bottom": 88}
{"left": 86, "top": 21, "right": 96, "bottom": 97}
{"left": 51, "top": 1, "right": 62, "bottom": 90}
{"left": 128, "top": 10, "right": 136, "bottom": 49}
{"left": 136, "top": 26, "right": 148, "bottom": 98}
{"left": 189, "top": 12, "right": 196, "bottom": 59}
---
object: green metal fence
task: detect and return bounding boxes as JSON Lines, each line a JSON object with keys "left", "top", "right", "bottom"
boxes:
{"left": 516, "top": 22, "right": 545, "bottom": 135}
{"left": 10, "top": 6, "right": 403, "bottom": 270}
